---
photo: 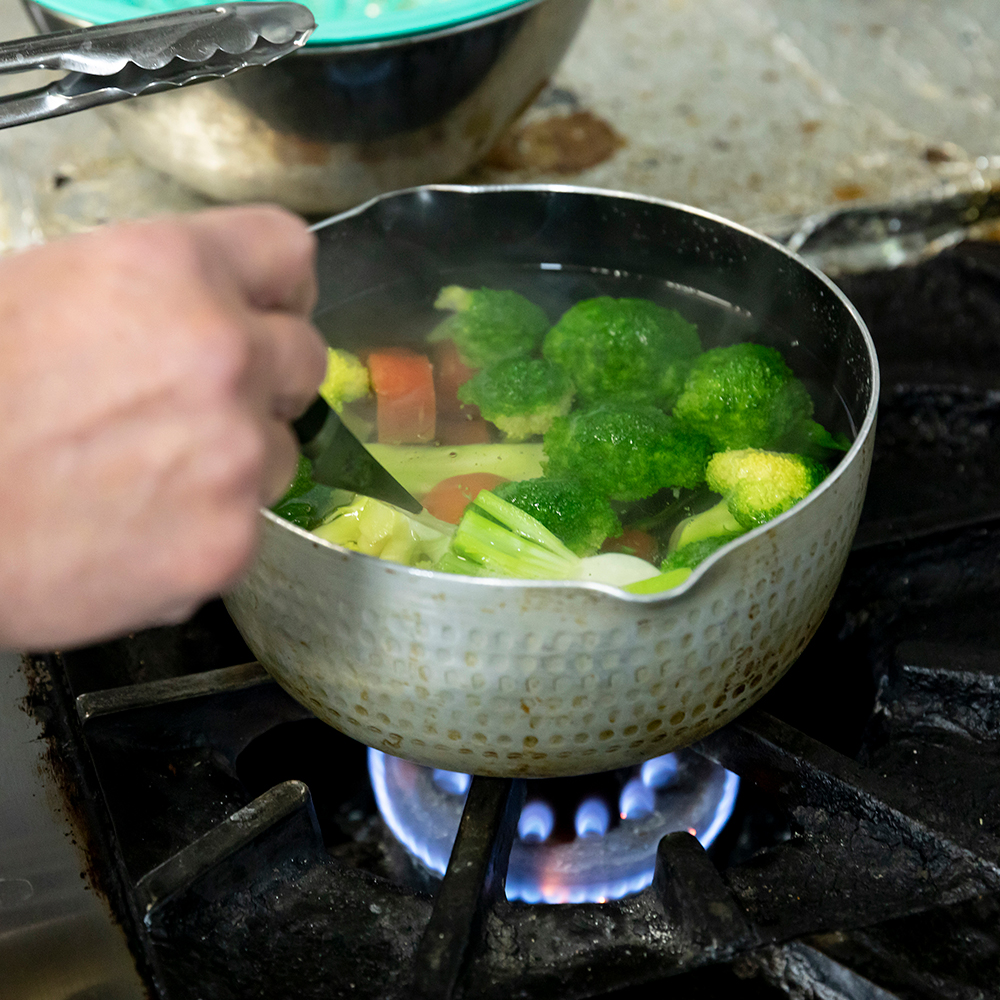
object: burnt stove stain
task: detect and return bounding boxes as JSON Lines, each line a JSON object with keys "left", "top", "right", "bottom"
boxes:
{"left": 484, "top": 110, "right": 626, "bottom": 174}
{"left": 150, "top": 855, "right": 432, "bottom": 1000}
{"left": 19, "top": 656, "right": 114, "bottom": 902}
{"left": 924, "top": 145, "right": 953, "bottom": 163}
{"left": 19, "top": 653, "right": 159, "bottom": 995}
{"left": 19, "top": 657, "right": 104, "bottom": 893}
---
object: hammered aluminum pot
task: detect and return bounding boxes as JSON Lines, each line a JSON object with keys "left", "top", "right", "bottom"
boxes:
{"left": 223, "top": 184, "right": 879, "bottom": 779}
{"left": 23, "top": 0, "right": 591, "bottom": 213}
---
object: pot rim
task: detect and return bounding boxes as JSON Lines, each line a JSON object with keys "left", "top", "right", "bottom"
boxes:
{"left": 297, "top": 0, "right": 551, "bottom": 52}
{"left": 23, "top": 0, "right": 553, "bottom": 51}
{"left": 276, "top": 182, "right": 880, "bottom": 604}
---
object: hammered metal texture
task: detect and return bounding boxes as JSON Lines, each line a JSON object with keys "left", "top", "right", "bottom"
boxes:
{"left": 223, "top": 186, "right": 879, "bottom": 778}
{"left": 225, "top": 428, "right": 873, "bottom": 777}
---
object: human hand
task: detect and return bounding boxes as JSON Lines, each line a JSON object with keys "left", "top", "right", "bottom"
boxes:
{"left": 0, "top": 205, "right": 327, "bottom": 650}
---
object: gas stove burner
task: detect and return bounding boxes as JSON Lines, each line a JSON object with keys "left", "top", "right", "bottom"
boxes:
{"left": 369, "top": 747, "right": 739, "bottom": 904}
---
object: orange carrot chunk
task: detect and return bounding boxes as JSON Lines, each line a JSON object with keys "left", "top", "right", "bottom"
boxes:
{"left": 422, "top": 473, "right": 510, "bottom": 525}
{"left": 432, "top": 339, "right": 479, "bottom": 416}
{"left": 436, "top": 414, "right": 493, "bottom": 445}
{"left": 368, "top": 348, "right": 436, "bottom": 444}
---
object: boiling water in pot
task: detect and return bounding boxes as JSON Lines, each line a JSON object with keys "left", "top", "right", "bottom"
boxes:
{"left": 311, "top": 259, "right": 857, "bottom": 559}
{"left": 316, "top": 260, "right": 856, "bottom": 439}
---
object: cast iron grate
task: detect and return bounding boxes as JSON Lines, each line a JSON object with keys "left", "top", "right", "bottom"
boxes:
{"left": 46, "top": 637, "right": 1000, "bottom": 1000}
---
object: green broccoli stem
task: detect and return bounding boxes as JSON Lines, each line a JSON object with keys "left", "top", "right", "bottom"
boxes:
{"left": 624, "top": 567, "right": 693, "bottom": 595}
{"left": 451, "top": 492, "right": 581, "bottom": 579}
{"left": 774, "top": 418, "right": 851, "bottom": 463}
{"left": 446, "top": 491, "right": 660, "bottom": 587}
{"left": 625, "top": 484, "right": 713, "bottom": 534}
{"left": 435, "top": 550, "right": 488, "bottom": 577}
{"left": 365, "top": 443, "right": 545, "bottom": 497}
{"left": 668, "top": 498, "right": 745, "bottom": 551}
{"left": 271, "top": 455, "right": 346, "bottom": 530}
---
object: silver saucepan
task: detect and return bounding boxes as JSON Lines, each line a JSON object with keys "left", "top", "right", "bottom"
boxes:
{"left": 223, "top": 184, "right": 879, "bottom": 779}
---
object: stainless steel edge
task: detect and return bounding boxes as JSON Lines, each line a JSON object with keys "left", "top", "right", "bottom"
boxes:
{"left": 0, "top": 2, "right": 315, "bottom": 130}
{"left": 24, "top": 0, "right": 592, "bottom": 212}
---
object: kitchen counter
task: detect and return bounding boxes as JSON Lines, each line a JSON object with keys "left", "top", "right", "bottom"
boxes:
{"left": 0, "top": 0, "right": 998, "bottom": 247}
{"left": 474, "top": 0, "right": 1000, "bottom": 234}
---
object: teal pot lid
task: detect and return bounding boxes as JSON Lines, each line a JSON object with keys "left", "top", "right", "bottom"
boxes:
{"left": 35, "top": 0, "right": 537, "bottom": 45}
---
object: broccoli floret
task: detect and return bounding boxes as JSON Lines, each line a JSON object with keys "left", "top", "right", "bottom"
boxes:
{"left": 319, "top": 347, "right": 370, "bottom": 413}
{"left": 271, "top": 455, "right": 346, "bottom": 530}
{"left": 673, "top": 342, "right": 814, "bottom": 451}
{"left": 669, "top": 498, "right": 744, "bottom": 550}
{"left": 428, "top": 286, "right": 550, "bottom": 368}
{"left": 542, "top": 297, "right": 701, "bottom": 407}
{"left": 442, "top": 490, "right": 658, "bottom": 587}
{"left": 457, "top": 357, "right": 574, "bottom": 442}
{"left": 706, "top": 448, "right": 828, "bottom": 529}
{"left": 492, "top": 478, "right": 622, "bottom": 556}
{"left": 658, "top": 495, "right": 746, "bottom": 570}
{"left": 543, "top": 404, "right": 712, "bottom": 502}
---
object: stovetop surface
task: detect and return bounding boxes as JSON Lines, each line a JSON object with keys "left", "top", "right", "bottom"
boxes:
{"left": 27, "top": 239, "right": 1000, "bottom": 1000}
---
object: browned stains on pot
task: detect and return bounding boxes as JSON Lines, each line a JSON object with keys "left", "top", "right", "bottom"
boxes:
{"left": 485, "top": 110, "right": 626, "bottom": 173}
{"left": 924, "top": 145, "right": 953, "bottom": 163}
{"left": 832, "top": 181, "right": 868, "bottom": 202}
{"left": 270, "top": 131, "right": 331, "bottom": 167}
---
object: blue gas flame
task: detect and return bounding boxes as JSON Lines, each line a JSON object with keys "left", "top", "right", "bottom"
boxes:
{"left": 369, "top": 749, "right": 740, "bottom": 905}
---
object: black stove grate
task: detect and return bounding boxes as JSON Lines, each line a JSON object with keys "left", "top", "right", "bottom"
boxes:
{"left": 28, "top": 240, "right": 1000, "bottom": 1000}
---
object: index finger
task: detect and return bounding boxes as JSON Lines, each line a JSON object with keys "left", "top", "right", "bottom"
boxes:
{"left": 186, "top": 204, "right": 319, "bottom": 317}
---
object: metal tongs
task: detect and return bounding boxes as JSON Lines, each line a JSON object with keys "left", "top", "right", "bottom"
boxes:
{"left": 0, "top": 1, "right": 315, "bottom": 129}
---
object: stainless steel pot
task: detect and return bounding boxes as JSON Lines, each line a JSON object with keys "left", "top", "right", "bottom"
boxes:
{"left": 223, "top": 184, "right": 879, "bottom": 778}
{"left": 23, "top": 0, "right": 591, "bottom": 214}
